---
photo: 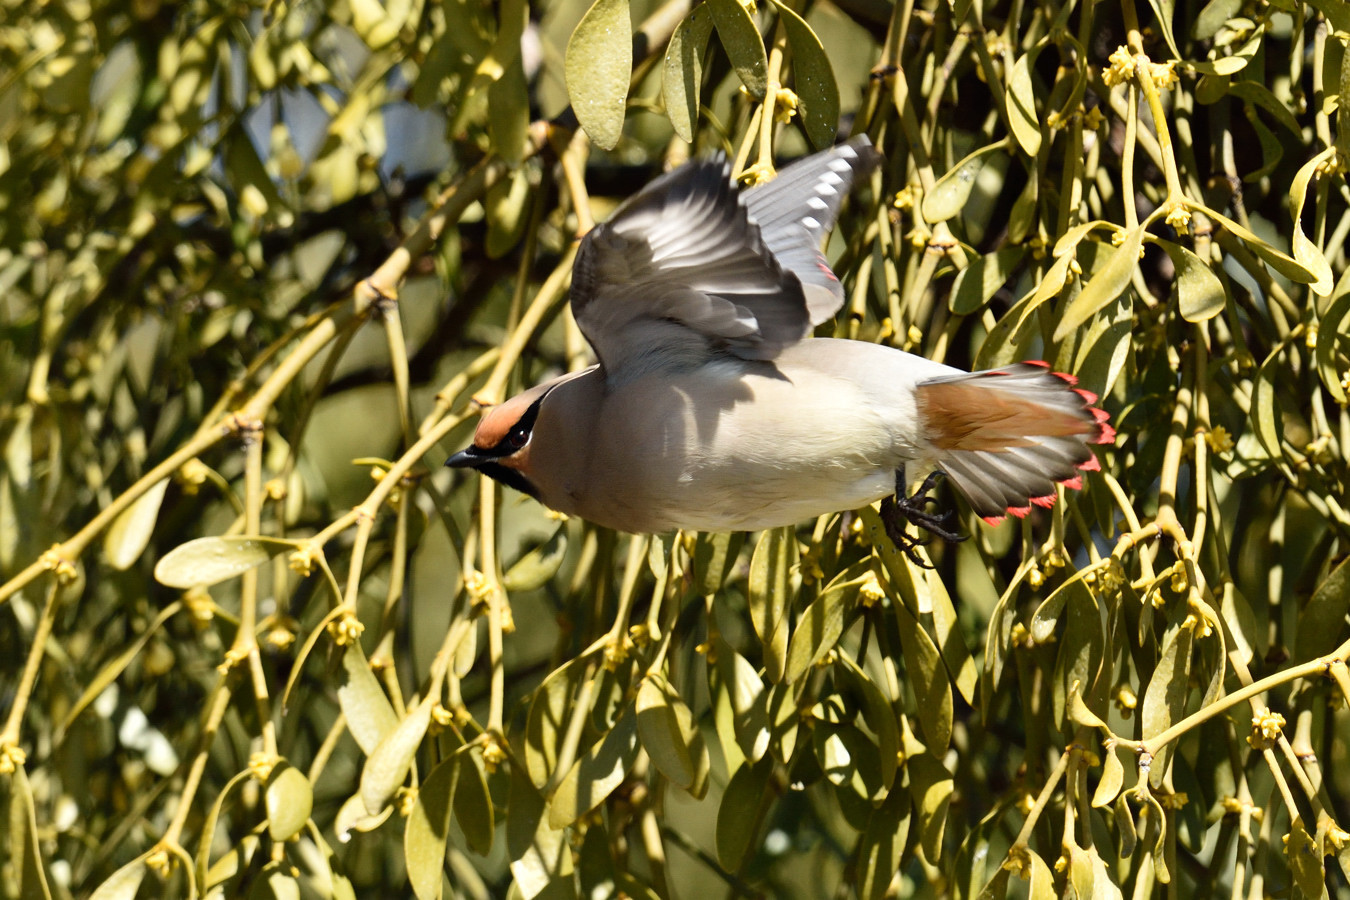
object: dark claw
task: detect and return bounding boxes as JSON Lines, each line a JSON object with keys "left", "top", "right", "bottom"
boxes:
{"left": 879, "top": 471, "right": 966, "bottom": 568}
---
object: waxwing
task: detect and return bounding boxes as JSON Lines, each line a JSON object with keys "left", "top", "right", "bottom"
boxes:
{"left": 448, "top": 137, "right": 1113, "bottom": 550}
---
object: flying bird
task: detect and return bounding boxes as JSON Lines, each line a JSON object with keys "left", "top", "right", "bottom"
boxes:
{"left": 448, "top": 138, "right": 1112, "bottom": 557}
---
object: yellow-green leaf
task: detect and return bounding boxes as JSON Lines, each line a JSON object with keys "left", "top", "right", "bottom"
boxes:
{"left": 1294, "top": 556, "right": 1350, "bottom": 662}
{"left": 636, "top": 674, "right": 706, "bottom": 792}
{"left": 1155, "top": 238, "right": 1225, "bottom": 322}
{"left": 337, "top": 641, "right": 399, "bottom": 756}
{"left": 922, "top": 141, "right": 1007, "bottom": 224}
{"left": 857, "top": 790, "right": 909, "bottom": 900}
{"left": 748, "top": 525, "right": 796, "bottom": 682}
{"left": 103, "top": 477, "right": 169, "bottom": 570}
{"left": 1288, "top": 149, "right": 1336, "bottom": 297}
{"left": 1053, "top": 225, "right": 1144, "bottom": 341}
{"left": 1007, "top": 50, "right": 1042, "bottom": 157}
{"left": 9, "top": 767, "right": 55, "bottom": 900}
{"left": 784, "top": 565, "right": 868, "bottom": 681}
{"left": 89, "top": 856, "right": 145, "bottom": 900}
{"left": 265, "top": 762, "right": 313, "bottom": 842}
{"left": 773, "top": 1, "right": 839, "bottom": 148}
{"left": 895, "top": 602, "right": 952, "bottom": 753}
{"left": 153, "top": 535, "right": 296, "bottom": 588}
{"left": 360, "top": 695, "right": 435, "bottom": 814}
{"left": 906, "top": 749, "right": 953, "bottom": 865}
{"left": 565, "top": 0, "right": 633, "bottom": 151}
{"left": 503, "top": 524, "right": 567, "bottom": 592}
{"left": 405, "top": 756, "right": 460, "bottom": 900}
{"left": 455, "top": 745, "right": 495, "bottom": 856}
{"left": 716, "top": 759, "right": 771, "bottom": 870}
{"left": 662, "top": 6, "right": 713, "bottom": 142}
{"left": 1205, "top": 204, "right": 1321, "bottom": 284}
{"left": 549, "top": 703, "right": 640, "bottom": 827}
{"left": 950, "top": 246, "right": 1025, "bottom": 315}
{"left": 1093, "top": 746, "right": 1125, "bottom": 807}
{"left": 706, "top": 0, "right": 767, "bottom": 99}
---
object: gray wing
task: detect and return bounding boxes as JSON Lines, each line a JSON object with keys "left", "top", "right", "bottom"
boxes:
{"left": 570, "top": 137, "right": 880, "bottom": 382}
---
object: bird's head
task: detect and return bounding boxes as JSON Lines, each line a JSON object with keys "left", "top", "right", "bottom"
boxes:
{"left": 445, "top": 383, "right": 551, "bottom": 498}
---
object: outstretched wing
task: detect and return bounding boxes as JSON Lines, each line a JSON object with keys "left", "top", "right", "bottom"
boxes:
{"left": 570, "top": 137, "right": 879, "bottom": 382}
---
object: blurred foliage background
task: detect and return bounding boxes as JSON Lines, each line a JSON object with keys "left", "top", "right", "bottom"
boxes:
{"left": 1, "top": 0, "right": 1349, "bottom": 896}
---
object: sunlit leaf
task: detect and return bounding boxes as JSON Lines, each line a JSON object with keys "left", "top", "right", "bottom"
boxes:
{"left": 103, "top": 478, "right": 169, "bottom": 570}
{"left": 923, "top": 141, "right": 1007, "bottom": 224}
{"left": 748, "top": 525, "right": 796, "bottom": 682}
{"left": 636, "top": 674, "right": 707, "bottom": 792}
{"left": 405, "top": 756, "right": 460, "bottom": 900}
{"left": 338, "top": 641, "right": 399, "bottom": 756}
{"left": 565, "top": 0, "right": 633, "bottom": 150}
{"left": 1053, "top": 225, "right": 1144, "bottom": 341}
{"left": 1007, "top": 50, "right": 1042, "bottom": 157}
{"left": 950, "top": 246, "right": 1025, "bottom": 315}
{"left": 1155, "top": 238, "right": 1225, "bottom": 322}
{"left": 360, "top": 695, "right": 435, "bottom": 814}
{"left": 154, "top": 535, "right": 297, "bottom": 588}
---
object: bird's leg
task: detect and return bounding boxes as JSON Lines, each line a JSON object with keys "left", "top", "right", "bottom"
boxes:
{"left": 879, "top": 469, "right": 966, "bottom": 568}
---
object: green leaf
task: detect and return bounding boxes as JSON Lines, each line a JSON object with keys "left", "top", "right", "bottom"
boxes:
{"left": 337, "top": 641, "right": 400, "bottom": 756}
{"left": 60, "top": 600, "right": 183, "bottom": 735}
{"left": 1007, "top": 50, "right": 1042, "bottom": 157}
{"left": 950, "top": 246, "right": 1025, "bottom": 315}
{"left": 1143, "top": 0, "right": 1182, "bottom": 59}
{"left": 1053, "top": 225, "right": 1144, "bottom": 341}
{"left": 773, "top": 1, "right": 839, "bottom": 149}
{"left": 1315, "top": 275, "right": 1350, "bottom": 404}
{"left": 1093, "top": 745, "right": 1125, "bottom": 807}
{"left": 89, "top": 855, "right": 146, "bottom": 900}
{"left": 636, "top": 674, "right": 708, "bottom": 792}
{"left": 906, "top": 749, "right": 953, "bottom": 865}
{"left": 565, "top": 0, "right": 633, "bottom": 151}
{"left": 856, "top": 790, "right": 910, "bottom": 900}
{"left": 1115, "top": 793, "right": 1138, "bottom": 858}
{"left": 1285, "top": 817, "right": 1325, "bottom": 897}
{"left": 706, "top": 0, "right": 768, "bottom": 99}
{"left": 360, "top": 695, "right": 435, "bottom": 814}
{"left": 837, "top": 655, "right": 900, "bottom": 791}
{"left": 405, "top": 756, "right": 460, "bottom": 900}
{"left": 154, "top": 535, "right": 297, "bottom": 588}
{"left": 508, "top": 767, "right": 574, "bottom": 898}
{"left": 527, "top": 659, "right": 586, "bottom": 789}
{"left": 784, "top": 565, "right": 868, "bottom": 682}
{"left": 896, "top": 602, "right": 953, "bottom": 753}
{"left": 456, "top": 745, "right": 495, "bottom": 856}
{"left": 1294, "top": 557, "right": 1350, "bottom": 662}
{"left": 550, "top": 702, "right": 641, "bottom": 827}
{"left": 692, "top": 531, "right": 744, "bottom": 594}
{"left": 1051, "top": 581, "right": 1104, "bottom": 727}
{"left": 503, "top": 524, "right": 567, "bottom": 592}
{"left": 748, "top": 525, "right": 796, "bottom": 682}
{"left": 716, "top": 758, "right": 772, "bottom": 870}
{"left": 485, "top": 165, "right": 533, "bottom": 259}
{"left": 923, "top": 141, "right": 1007, "bottom": 224}
{"left": 265, "top": 762, "right": 313, "bottom": 842}
{"left": 8, "top": 767, "right": 54, "bottom": 900}
{"left": 1308, "top": 0, "right": 1350, "bottom": 30}
{"left": 334, "top": 792, "right": 393, "bottom": 841}
{"left": 662, "top": 6, "right": 713, "bottom": 142}
{"left": 103, "top": 478, "right": 169, "bottom": 570}
{"left": 1288, "top": 149, "right": 1336, "bottom": 297}
{"left": 1249, "top": 351, "right": 1283, "bottom": 458}
{"left": 1204, "top": 204, "right": 1322, "bottom": 285}
{"left": 1155, "top": 238, "right": 1226, "bottom": 322}
{"left": 1141, "top": 623, "right": 1193, "bottom": 788}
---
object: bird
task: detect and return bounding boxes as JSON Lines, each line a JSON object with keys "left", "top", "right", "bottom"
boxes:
{"left": 447, "top": 137, "right": 1113, "bottom": 558}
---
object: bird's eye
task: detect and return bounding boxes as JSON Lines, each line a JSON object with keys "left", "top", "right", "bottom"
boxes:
{"left": 507, "top": 429, "right": 528, "bottom": 449}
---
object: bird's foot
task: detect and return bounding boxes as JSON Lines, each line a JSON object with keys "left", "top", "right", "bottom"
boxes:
{"left": 879, "top": 471, "right": 966, "bottom": 569}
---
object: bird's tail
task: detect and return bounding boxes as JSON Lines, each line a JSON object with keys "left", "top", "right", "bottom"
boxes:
{"left": 914, "top": 362, "right": 1114, "bottom": 524}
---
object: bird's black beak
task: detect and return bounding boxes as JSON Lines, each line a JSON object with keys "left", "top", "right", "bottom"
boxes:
{"left": 445, "top": 446, "right": 485, "bottom": 468}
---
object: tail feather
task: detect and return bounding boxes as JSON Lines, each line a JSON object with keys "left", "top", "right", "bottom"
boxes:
{"left": 915, "top": 362, "right": 1112, "bottom": 523}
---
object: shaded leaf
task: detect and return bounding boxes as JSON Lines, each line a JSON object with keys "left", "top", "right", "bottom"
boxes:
{"left": 663, "top": 7, "right": 713, "bottom": 141}
{"left": 636, "top": 674, "right": 707, "bottom": 792}
{"left": 1294, "top": 556, "right": 1350, "bottom": 663}
{"left": 8, "top": 767, "right": 54, "bottom": 900}
{"left": 1141, "top": 623, "right": 1193, "bottom": 788}
{"left": 923, "top": 141, "right": 1006, "bottom": 224}
{"left": 856, "top": 787, "right": 910, "bottom": 900}
{"left": 906, "top": 749, "right": 953, "bottom": 865}
{"left": 895, "top": 602, "right": 953, "bottom": 753}
{"left": 405, "top": 756, "right": 460, "bottom": 900}
{"left": 456, "top": 745, "right": 495, "bottom": 856}
{"left": 550, "top": 702, "right": 640, "bottom": 828}
{"left": 784, "top": 563, "right": 868, "bottom": 681}
{"left": 716, "top": 758, "right": 772, "bottom": 870}
{"left": 706, "top": 0, "right": 767, "bottom": 98}
{"left": 503, "top": 524, "right": 568, "bottom": 592}
{"left": 950, "top": 246, "right": 1025, "bottom": 315}
{"left": 774, "top": 1, "right": 839, "bottom": 148}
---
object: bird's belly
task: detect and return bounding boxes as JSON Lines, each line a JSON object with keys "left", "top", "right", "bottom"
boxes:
{"left": 568, "top": 365, "right": 907, "bottom": 533}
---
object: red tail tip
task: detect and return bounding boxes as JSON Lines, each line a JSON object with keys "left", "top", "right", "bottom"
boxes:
{"left": 1094, "top": 423, "right": 1117, "bottom": 445}
{"left": 1023, "top": 360, "right": 1050, "bottom": 369}
{"left": 1078, "top": 455, "right": 1102, "bottom": 472}
{"left": 981, "top": 514, "right": 1006, "bottom": 526}
{"left": 1006, "top": 505, "right": 1032, "bottom": 519}
{"left": 1072, "top": 387, "right": 1099, "bottom": 405}
{"left": 1059, "top": 475, "right": 1083, "bottom": 491}
{"left": 1030, "top": 493, "right": 1057, "bottom": 509}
